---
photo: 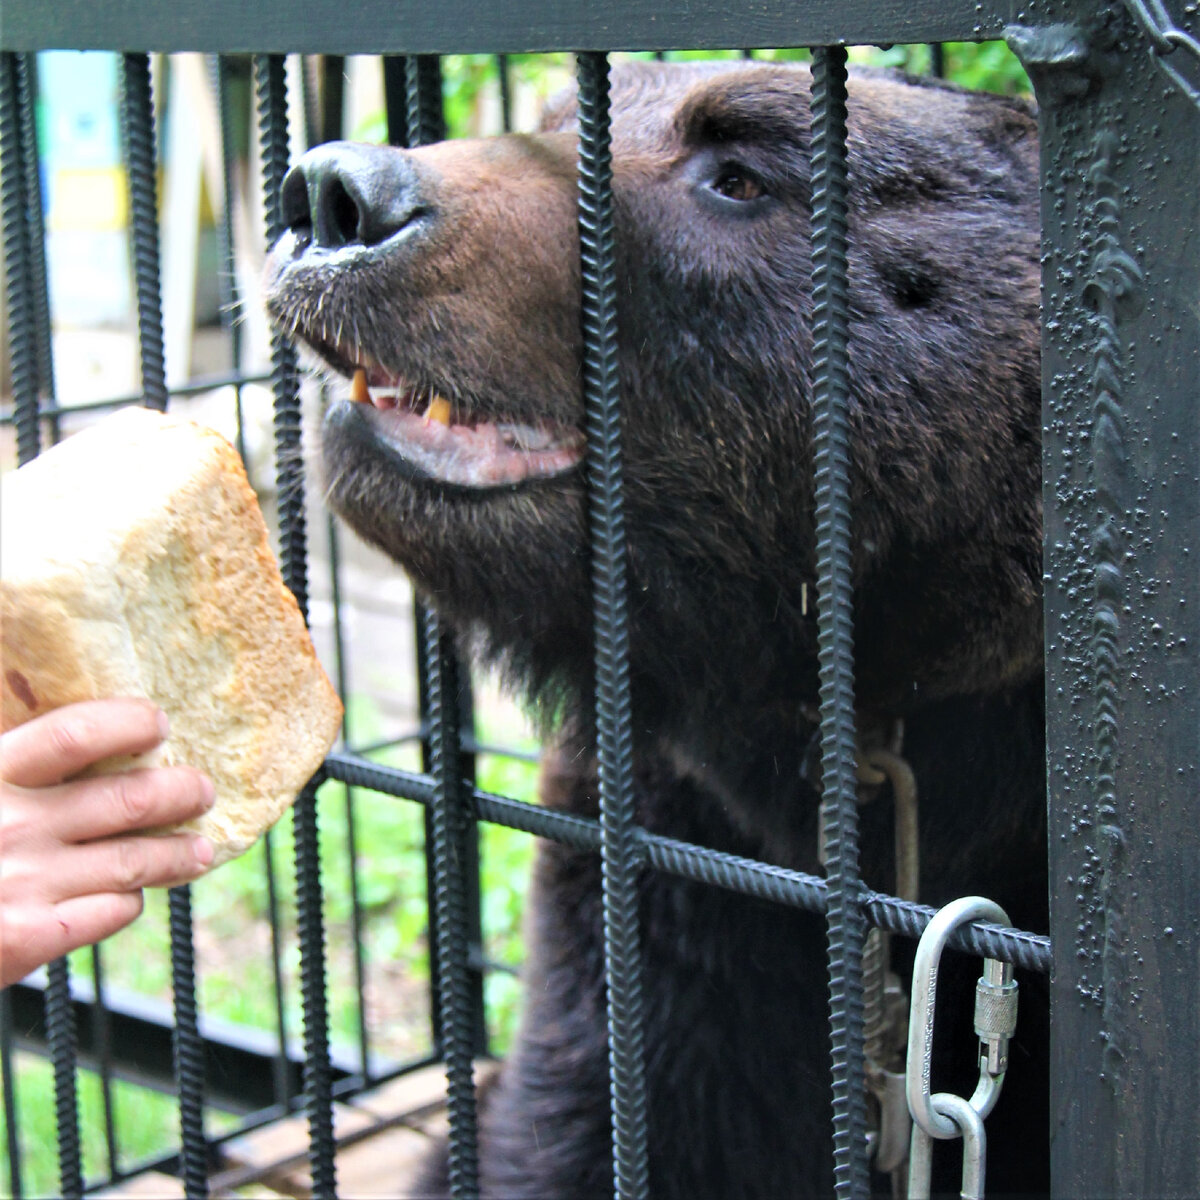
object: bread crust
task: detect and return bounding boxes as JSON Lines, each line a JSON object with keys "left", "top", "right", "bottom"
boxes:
{"left": 1, "top": 407, "right": 343, "bottom": 866}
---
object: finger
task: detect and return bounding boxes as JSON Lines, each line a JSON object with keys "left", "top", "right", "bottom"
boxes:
{"left": 48, "top": 766, "right": 215, "bottom": 845}
{"left": 0, "top": 699, "right": 170, "bottom": 787}
{"left": 51, "top": 834, "right": 215, "bottom": 901}
{"left": 0, "top": 892, "right": 144, "bottom": 988}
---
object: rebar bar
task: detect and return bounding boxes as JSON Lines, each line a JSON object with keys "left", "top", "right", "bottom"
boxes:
{"left": 254, "top": 50, "right": 336, "bottom": 1199}
{"left": 576, "top": 50, "right": 650, "bottom": 1200}
{"left": 810, "top": 45, "right": 872, "bottom": 1198}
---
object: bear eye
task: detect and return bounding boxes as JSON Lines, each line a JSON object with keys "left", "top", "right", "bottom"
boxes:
{"left": 711, "top": 166, "right": 765, "bottom": 202}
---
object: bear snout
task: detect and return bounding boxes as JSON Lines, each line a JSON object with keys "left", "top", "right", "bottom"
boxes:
{"left": 280, "top": 140, "right": 433, "bottom": 254}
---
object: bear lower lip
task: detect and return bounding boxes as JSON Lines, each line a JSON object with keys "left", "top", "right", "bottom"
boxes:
{"left": 336, "top": 396, "right": 585, "bottom": 490}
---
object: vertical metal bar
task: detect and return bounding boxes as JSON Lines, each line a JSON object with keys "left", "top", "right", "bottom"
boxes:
{"left": 1, "top": 990, "right": 25, "bottom": 1200}
{"left": 576, "top": 50, "right": 649, "bottom": 1200}
{"left": 123, "top": 50, "right": 209, "bottom": 1199}
{"left": 403, "top": 57, "right": 484, "bottom": 1192}
{"left": 326, "top": 511, "right": 373, "bottom": 1080}
{"left": 382, "top": 56, "right": 410, "bottom": 148}
{"left": 2, "top": 50, "right": 40, "bottom": 464}
{"left": 296, "top": 63, "right": 374, "bottom": 1085}
{"left": 44, "top": 958, "right": 83, "bottom": 1199}
{"left": 209, "top": 55, "right": 243, "bottom": 372}
{"left": 123, "top": 51, "right": 210, "bottom": 1199}
{"left": 422, "top": 609, "right": 481, "bottom": 1196}
{"left": 405, "top": 54, "right": 446, "bottom": 144}
{"left": 496, "top": 54, "right": 513, "bottom": 133}
{"left": 380, "top": 61, "right": 456, "bottom": 1062}
{"left": 809, "top": 45, "right": 871, "bottom": 1200}
{"left": 1022, "top": 14, "right": 1200, "bottom": 1193}
{"left": 929, "top": 44, "right": 946, "bottom": 78}
{"left": 318, "top": 55, "right": 345, "bottom": 145}
{"left": 89, "top": 949, "right": 120, "bottom": 1179}
{"left": 254, "top": 51, "right": 336, "bottom": 1198}
{"left": 168, "top": 887, "right": 208, "bottom": 1199}
{"left": 4, "top": 48, "right": 81, "bottom": 1200}
{"left": 262, "top": 831, "right": 295, "bottom": 1108}
{"left": 15, "top": 54, "right": 58, "bottom": 445}
{"left": 121, "top": 54, "right": 167, "bottom": 410}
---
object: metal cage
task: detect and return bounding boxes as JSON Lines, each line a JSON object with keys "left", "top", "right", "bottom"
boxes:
{"left": 2, "top": 2, "right": 1198, "bottom": 1199}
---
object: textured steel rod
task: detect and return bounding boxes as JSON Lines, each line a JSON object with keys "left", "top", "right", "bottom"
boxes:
{"left": 45, "top": 957, "right": 83, "bottom": 1199}
{"left": 4, "top": 50, "right": 81, "bottom": 1199}
{"left": 405, "top": 55, "right": 482, "bottom": 1195}
{"left": 421, "top": 610, "right": 481, "bottom": 1196}
{"left": 405, "top": 54, "right": 445, "bottom": 145}
{"left": 810, "top": 45, "right": 871, "bottom": 1199}
{"left": 2, "top": 51, "right": 40, "bottom": 464}
{"left": 168, "top": 887, "right": 209, "bottom": 1198}
{"left": 254, "top": 51, "right": 336, "bottom": 1198}
{"left": 120, "top": 53, "right": 167, "bottom": 410}
{"left": 576, "top": 50, "right": 649, "bottom": 1200}
{"left": 321, "top": 752, "right": 1054, "bottom": 974}
{"left": 121, "top": 52, "right": 210, "bottom": 1195}
{"left": 15, "top": 54, "right": 58, "bottom": 442}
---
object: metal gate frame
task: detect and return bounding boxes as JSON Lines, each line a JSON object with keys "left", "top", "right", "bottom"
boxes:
{"left": 2, "top": 2, "right": 1198, "bottom": 1198}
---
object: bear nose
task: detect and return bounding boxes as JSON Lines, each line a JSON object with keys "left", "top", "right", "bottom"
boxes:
{"left": 280, "top": 142, "right": 427, "bottom": 250}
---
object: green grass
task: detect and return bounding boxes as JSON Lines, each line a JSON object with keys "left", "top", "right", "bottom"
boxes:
{"left": 0, "top": 1050, "right": 239, "bottom": 1198}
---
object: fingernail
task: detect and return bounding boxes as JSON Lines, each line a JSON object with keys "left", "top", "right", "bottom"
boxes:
{"left": 193, "top": 837, "right": 215, "bottom": 867}
{"left": 199, "top": 774, "right": 216, "bottom": 808}
{"left": 156, "top": 709, "right": 171, "bottom": 741}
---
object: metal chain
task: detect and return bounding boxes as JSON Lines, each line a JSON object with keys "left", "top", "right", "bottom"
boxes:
{"left": 906, "top": 897, "right": 1020, "bottom": 1200}
{"left": 1123, "top": 0, "right": 1200, "bottom": 106}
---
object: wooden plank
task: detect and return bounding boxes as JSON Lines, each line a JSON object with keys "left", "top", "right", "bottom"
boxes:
{"left": 334, "top": 1124, "right": 434, "bottom": 1198}
{"left": 348, "top": 1064, "right": 449, "bottom": 1123}
{"left": 221, "top": 1102, "right": 376, "bottom": 1197}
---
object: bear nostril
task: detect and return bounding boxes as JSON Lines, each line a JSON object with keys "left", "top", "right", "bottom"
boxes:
{"left": 280, "top": 165, "right": 313, "bottom": 245}
{"left": 285, "top": 142, "right": 425, "bottom": 252}
{"left": 324, "top": 178, "right": 364, "bottom": 246}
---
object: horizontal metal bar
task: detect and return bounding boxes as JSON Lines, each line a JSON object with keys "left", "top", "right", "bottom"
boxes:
{"left": 0, "top": 370, "right": 274, "bottom": 427}
{"left": 3, "top": 0, "right": 1021, "bottom": 54}
{"left": 321, "top": 752, "right": 1053, "bottom": 973}
{"left": 6, "top": 975, "right": 380, "bottom": 1113}
{"left": 76, "top": 1053, "right": 440, "bottom": 1195}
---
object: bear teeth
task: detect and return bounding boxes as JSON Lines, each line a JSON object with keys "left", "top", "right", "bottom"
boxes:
{"left": 425, "top": 395, "right": 452, "bottom": 426}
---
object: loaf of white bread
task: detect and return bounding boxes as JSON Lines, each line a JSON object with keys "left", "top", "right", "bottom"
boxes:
{"left": 0, "top": 407, "right": 343, "bottom": 867}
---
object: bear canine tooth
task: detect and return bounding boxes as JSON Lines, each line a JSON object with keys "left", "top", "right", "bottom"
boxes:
{"left": 351, "top": 367, "right": 369, "bottom": 405}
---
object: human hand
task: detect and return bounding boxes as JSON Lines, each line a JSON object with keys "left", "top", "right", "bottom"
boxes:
{"left": 1, "top": 698, "right": 215, "bottom": 988}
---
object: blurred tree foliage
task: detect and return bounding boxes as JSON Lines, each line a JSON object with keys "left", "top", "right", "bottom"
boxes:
{"left": 420, "top": 42, "right": 1031, "bottom": 140}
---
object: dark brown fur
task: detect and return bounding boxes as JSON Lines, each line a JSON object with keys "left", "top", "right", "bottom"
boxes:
{"left": 266, "top": 61, "right": 1047, "bottom": 1198}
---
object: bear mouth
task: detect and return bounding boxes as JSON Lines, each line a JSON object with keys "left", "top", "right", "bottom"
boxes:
{"left": 317, "top": 348, "right": 586, "bottom": 491}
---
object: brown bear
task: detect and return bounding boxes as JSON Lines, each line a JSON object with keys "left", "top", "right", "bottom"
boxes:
{"left": 265, "top": 60, "right": 1047, "bottom": 1199}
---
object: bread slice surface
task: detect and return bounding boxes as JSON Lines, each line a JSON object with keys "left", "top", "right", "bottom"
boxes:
{"left": 1, "top": 406, "right": 343, "bottom": 866}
